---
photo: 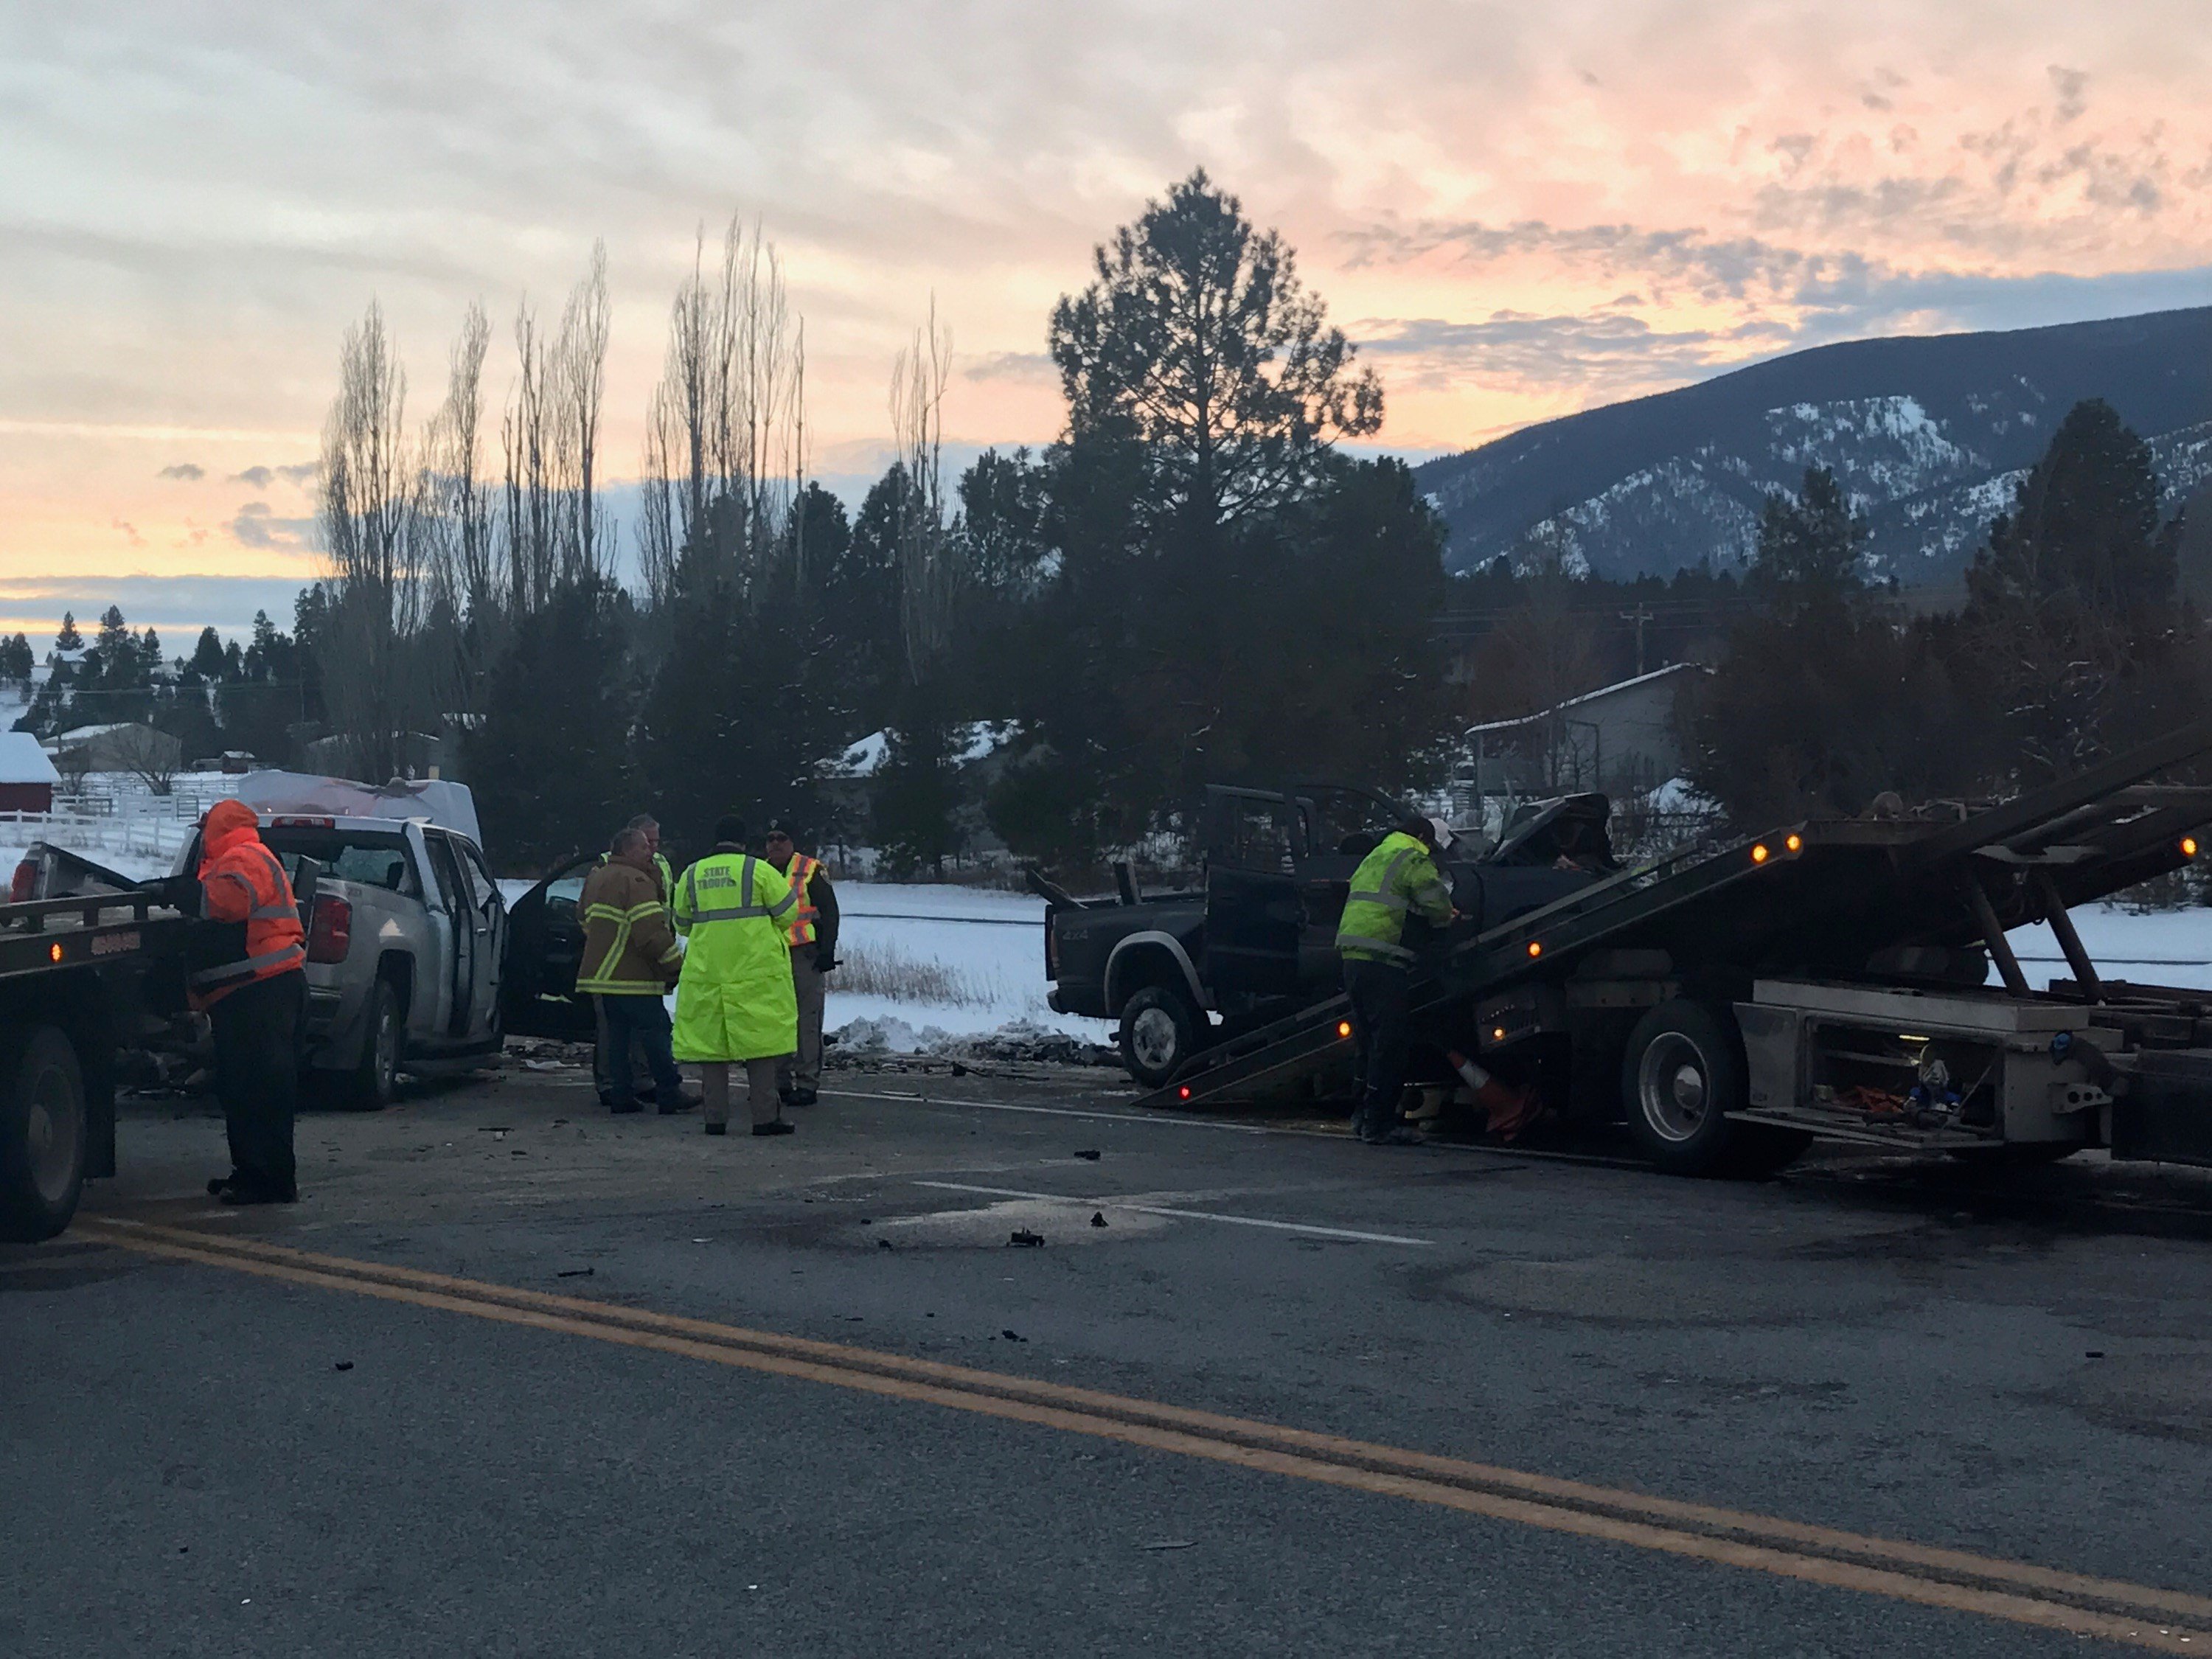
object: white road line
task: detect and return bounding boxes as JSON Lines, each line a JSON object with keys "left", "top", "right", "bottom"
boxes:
{"left": 820, "top": 1086, "right": 1645, "bottom": 1169}
{"left": 824, "top": 1087, "right": 1272, "bottom": 1133}
{"left": 910, "top": 1179, "right": 1435, "bottom": 1246}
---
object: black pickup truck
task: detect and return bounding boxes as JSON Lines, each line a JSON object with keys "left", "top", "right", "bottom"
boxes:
{"left": 1042, "top": 783, "right": 1616, "bottom": 1084}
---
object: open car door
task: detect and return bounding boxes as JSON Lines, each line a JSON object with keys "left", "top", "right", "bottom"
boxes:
{"left": 499, "top": 852, "right": 600, "bottom": 1040}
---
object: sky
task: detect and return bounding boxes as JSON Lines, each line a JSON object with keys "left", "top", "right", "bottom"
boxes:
{"left": 4, "top": 1, "right": 2211, "bottom": 641}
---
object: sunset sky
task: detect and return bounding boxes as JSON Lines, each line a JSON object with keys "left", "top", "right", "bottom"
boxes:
{"left": 4, "top": 1, "right": 2210, "bottom": 641}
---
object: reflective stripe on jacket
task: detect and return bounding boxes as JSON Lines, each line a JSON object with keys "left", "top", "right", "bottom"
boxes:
{"left": 577, "top": 860, "right": 682, "bottom": 995}
{"left": 669, "top": 848, "right": 798, "bottom": 1062}
{"left": 783, "top": 852, "right": 823, "bottom": 947}
{"left": 1335, "top": 832, "right": 1453, "bottom": 967}
{"left": 190, "top": 799, "right": 305, "bottom": 1009}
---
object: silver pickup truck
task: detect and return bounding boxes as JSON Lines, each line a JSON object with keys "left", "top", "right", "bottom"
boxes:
{"left": 15, "top": 811, "right": 508, "bottom": 1108}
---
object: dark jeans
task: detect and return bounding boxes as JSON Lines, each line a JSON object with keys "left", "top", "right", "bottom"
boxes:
{"left": 210, "top": 969, "right": 304, "bottom": 1197}
{"left": 1342, "top": 957, "right": 1412, "bottom": 1135}
{"left": 596, "top": 995, "right": 685, "bottom": 1107}
{"left": 593, "top": 996, "right": 653, "bottom": 1100}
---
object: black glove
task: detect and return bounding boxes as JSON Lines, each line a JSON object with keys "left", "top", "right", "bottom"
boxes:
{"left": 156, "top": 874, "right": 204, "bottom": 917}
{"left": 814, "top": 947, "right": 837, "bottom": 973}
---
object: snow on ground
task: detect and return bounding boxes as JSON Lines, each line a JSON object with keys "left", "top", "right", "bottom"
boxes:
{"left": 2001, "top": 904, "right": 2212, "bottom": 992}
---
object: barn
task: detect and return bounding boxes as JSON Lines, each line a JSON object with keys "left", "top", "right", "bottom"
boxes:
{"left": 0, "top": 731, "right": 59, "bottom": 814}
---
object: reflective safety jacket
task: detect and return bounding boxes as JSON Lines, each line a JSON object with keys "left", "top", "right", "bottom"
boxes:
{"left": 1334, "top": 831, "right": 1453, "bottom": 967}
{"left": 783, "top": 852, "right": 824, "bottom": 947}
{"left": 577, "top": 859, "right": 682, "bottom": 995}
{"left": 190, "top": 799, "right": 305, "bottom": 1009}
{"left": 670, "top": 846, "right": 798, "bottom": 1062}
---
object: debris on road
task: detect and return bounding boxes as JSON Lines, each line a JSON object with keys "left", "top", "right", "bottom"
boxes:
{"left": 557, "top": 1267, "right": 594, "bottom": 1279}
{"left": 1091, "top": 1211, "right": 1108, "bottom": 1228}
{"left": 1008, "top": 1228, "right": 1045, "bottom": 1248}
{"left": 1072, "top": 1148, "right": 1101, "bottom": 1161}
{"left": 333, "top": 1361, "right": 353, "bottom": 1372}
{"left": 1140, "top": 1540, "right": 1195, "bottom": 1551}
{"left": 1001, "top": 1329, "right": 1026, "bottom": 1341}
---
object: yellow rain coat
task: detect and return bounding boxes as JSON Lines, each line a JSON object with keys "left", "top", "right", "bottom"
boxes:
{"left": 670, "top": 848, "right": 799, "bottom": 1062}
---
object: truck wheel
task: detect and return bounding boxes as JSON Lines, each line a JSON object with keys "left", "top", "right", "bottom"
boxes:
{"left": 1119, "top": 985, "right": 1202, "bottom": 1089}
{"left": 339, "top": 978, "right": 404, "bottom": 1111}
{"left": 1620, "top": 999, "right": 1795, "bottom": 1177}
{"left": 0, "top": 1025, "right": 88, "bottom": 1242}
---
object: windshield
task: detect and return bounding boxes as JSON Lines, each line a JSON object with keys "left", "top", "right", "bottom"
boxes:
{"left": 260, "top": 827, "right": 417, "bottom": 894}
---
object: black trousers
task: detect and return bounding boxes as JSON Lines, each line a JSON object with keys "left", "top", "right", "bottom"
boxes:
{"left": 596, "top": 995, "right": 686, "bottom": 1107}
{"left": 1342, "top": 957, "right": 1413, "bottom": 1132}
{"left": 210, "top": 970, "right": 304, "bottom": 1197}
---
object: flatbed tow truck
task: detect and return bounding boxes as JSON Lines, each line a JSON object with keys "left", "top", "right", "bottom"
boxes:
{"left": 0, "top": 885, "right": 194, "bottom": 1240}
{"left": 1138, "top": 721, "right": 2212, "bottom": 1179}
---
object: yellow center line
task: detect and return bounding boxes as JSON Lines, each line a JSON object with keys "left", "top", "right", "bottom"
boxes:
{"left": 77, "top": 1216, "right": 2212, "bottom": 1654}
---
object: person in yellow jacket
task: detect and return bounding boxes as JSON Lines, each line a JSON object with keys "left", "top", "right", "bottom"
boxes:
{"left": 1335, "top": 815, "right": 1458, "bottom": 1146}
{"left": 577, "top": 826, "right": 696, "bottom": 1117}
{"left": 672, "top": 814, "right": 800, "bottom": 1137}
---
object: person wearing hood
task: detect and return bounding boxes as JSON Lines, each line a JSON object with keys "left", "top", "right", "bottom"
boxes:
{"left": 187, "top": 799, "right": 307, "bottom": 1204}
{"left": 1334, "top": 815, "right": 1458, "bottom": 1147}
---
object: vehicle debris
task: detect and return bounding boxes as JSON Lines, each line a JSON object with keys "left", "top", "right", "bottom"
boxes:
{"left": 1072, "top": 1148, "right": 1101, "bottom": 1161}
{"left": 557, "top": 1267, "right": 594, "bottom": 1279}
{"left": 1091, "top": 1211, "right": 1108, "bottom": 1228}
{"left": 1008, "top": 1228, "right": 1045, "bottom": 1248}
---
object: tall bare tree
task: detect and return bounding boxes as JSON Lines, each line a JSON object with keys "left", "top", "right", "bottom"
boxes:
{"left": 319, "top": 301, "right": 423, "bottom": 782}
{"left": 890, "top": 298, "right": 958, "bottom": 681}
{"left": 639, "top": 216, "right": 806, "bottom": 608}
{"left": 557, "top": 241, "right": 610, "bottom": 582}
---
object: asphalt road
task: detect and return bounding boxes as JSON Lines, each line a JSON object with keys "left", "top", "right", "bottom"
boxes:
{"left": 7, "top": 1055, "right": 2212, "bottom": 1657}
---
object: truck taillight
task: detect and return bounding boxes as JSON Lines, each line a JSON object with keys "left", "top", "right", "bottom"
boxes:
{"left": 10, "top": 859, "right": 34, "bottom": 903}
{"left": 307, "top": 894, "right": 353, "bottom": 963}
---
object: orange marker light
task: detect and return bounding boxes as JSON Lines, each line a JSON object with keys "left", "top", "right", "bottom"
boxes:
{"left": 1526, "top": 940, "right": 1543, "bottom": 959}
{"left": 2185, "top": 836, "right": 2200, "bottom": 858}
{"left": 48, "top": 942, "right": 63, "bottom": 962}
{"left": 1785, "top": 833, "right": 1803, "bottom": 853}
{"left": 1751, "top": 844, "right": 1770, "bottom": 865}
{"left": 1492, "top": 1026, "right": 1506, "bottom": 1042}
{"left": 1336, "top": 1020, "right": 1353, "bottom": 1039}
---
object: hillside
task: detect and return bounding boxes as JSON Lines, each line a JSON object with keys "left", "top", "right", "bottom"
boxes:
{"left": 1412, "top": 306, "right": 2212, "bottom": 585}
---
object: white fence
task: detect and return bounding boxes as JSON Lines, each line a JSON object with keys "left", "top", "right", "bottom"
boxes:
{"left": 1, "top": 772, "right": 243, "bottom": 866}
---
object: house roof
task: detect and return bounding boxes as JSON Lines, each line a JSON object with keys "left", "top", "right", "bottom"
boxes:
{"left": 0, "top": 731, "right": 60, "bottom": 785}
{"left": 1465, "top": 662, "right": 1711, "bottom": 737}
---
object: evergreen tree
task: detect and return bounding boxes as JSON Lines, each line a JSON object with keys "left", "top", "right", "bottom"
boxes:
{"left": 54, "top": 611, "right": 81, "bottom": 653}
{"left": 0, "top": 633, "right": 32, "bottom": 684}
{"left": 188, "top": 627, "right": 228, "bottom": 682}
{"left": 1955, "top": 398, "right": 2197, "bottom": 776}
{"left": 467, "top": 577, "right": 636, "bottom": 871}
{"left": 1049, "top": 169, "right": 1382, "bottom": 537}
{"left": 138, "top": 627, "right": 164, "bottom": 682}
{"left": 1747, "top": 467, "right": 1865, "bottom": 608}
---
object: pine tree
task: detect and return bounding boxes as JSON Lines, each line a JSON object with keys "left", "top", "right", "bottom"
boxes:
{"left": 55, "top": 611, "right": 81, "bottom": 652}
{"left": 188, "top": 627, "right": 228, "bottom": 682}
{"left": 467, "top": 577, "right": 636, "bottom": 870}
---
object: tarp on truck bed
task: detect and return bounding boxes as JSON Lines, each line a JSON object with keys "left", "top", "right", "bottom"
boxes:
{"left": 234, "top": 771, "right": 483, "bottom": 849}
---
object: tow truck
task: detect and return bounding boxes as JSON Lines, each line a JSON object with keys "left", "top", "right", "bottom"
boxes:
{"left": 1124, "top": 721, "right": 2212, "bottom": 1178}
{"left": 0, "top": 883, "right": 194, "bottom": 1240}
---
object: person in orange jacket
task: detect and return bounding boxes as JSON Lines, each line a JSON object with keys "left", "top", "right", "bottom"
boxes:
{"left": 189, "top": 799, "right": 307, "bottom": 1205}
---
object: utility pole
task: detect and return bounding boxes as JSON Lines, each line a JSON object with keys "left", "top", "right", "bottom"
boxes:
{"left": 1619, "top": 602, "right": 1654, "bottom": 677}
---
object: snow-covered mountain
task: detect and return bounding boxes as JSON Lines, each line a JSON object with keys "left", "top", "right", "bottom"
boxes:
{"left": 1413, "top": 307, "right": 2212, "bottom": 586}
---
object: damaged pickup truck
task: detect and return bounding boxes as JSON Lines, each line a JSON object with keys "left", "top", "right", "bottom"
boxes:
{"left": 1039, "top": 783, "right": 1611, "bottom": 1084}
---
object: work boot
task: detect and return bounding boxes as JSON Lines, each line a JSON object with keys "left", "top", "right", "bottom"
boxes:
{"left": 789, "top": 1089, "right": 818, "bottom": 1107}
{"left": 207, "top": 1173, "right": 239, "bottom": 1197}
{"left": 1354, "top": 1124, "right": 1425, "bottom": 1150}
{"left": 220, "top": 1181, "right": 297, "bottom": 1206}
{"left": 751, "top": 1120, "right": 796, "bottom": 1138}
{"left": 658, "top": 1088, "right": 703, "bottom": 1116}
{"left": 703, "top": 1121, "right": 727, "bottom": 1137}
{"left": 608, "top": 1100, "right": 644, "bottom": 1116}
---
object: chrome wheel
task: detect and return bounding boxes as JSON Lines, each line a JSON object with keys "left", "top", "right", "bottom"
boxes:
{"left": 25, "top": 1057, "right": 81, "bottom": 1206}
{"left": 1637, "top": 1033, "right": 1711, "bottom": 1144}
{"left": 1128, "top": 1006, "right": 1183, "bottom": 1073}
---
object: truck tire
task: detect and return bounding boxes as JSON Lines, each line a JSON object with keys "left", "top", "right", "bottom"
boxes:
{"left": 0, "top": 1024, "right": 88, "bottom": 1242}
{"left": 1620, "top": 999, "right": 1806, "bottom": 1178}
{"left": 1119, "top": 985, "right": 1202, "bottom": 1089}
{"left": 338, "top": 977, "right": 404, "bottom": 1111}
